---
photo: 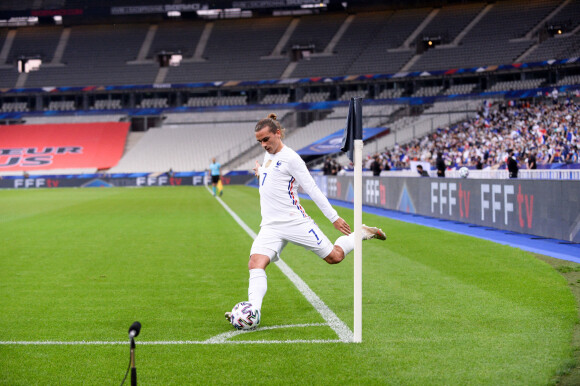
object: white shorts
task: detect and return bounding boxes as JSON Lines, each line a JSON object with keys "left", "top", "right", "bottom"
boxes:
{"left": 250, "top": 218, "right": 334, "bottom": 262}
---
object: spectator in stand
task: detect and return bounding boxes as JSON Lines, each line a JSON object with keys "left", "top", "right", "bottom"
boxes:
{"left": 570, "top": 145, "right": 580, "bottom": 164}
{"left": 382, "top": 159, "right": 391, "bottom": 171}
{"left": 551, "top": 88, "right": 558, "bottom": 105}
{"left": 368, "top": 100, "right": 579, "bottom": 172}
{"left": 436, "top": 152, "right": 446, "bottom": 177}
{"left": 323, "top": 157, "right": 333, "bottom": 175}
{"left": 370, "top": 155, "right": 382, "bottom": 176}
{"left": 416, "top": 165, "right": 429, "bottom": 177}
{"left": 527, "top": 151, "right": 537, "bottom": 169}
{"left": 331, "top": 159, "right": 341, "bottom": 175}
{"left": 328, "top": 100, "right": 578, "bottom": 174}
{"left": 549, "top": 145, "right": 562, "bottom": 163}
{"left": 476, "top": 156, "right": 483, "bottom": 170}
{"left": 507, "top": 149, "right": 519, "bottom": 178}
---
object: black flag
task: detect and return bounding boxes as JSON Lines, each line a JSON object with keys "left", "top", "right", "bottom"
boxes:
{"left": 340, "top": 97, "right": 363, "bottom": 162}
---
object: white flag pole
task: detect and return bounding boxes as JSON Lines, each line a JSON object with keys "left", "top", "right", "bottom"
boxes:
{"left": 353, "top": 139, "right": 363, "bottom": 343}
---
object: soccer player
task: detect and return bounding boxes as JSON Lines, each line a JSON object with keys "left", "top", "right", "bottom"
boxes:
{"left": 226, "top": 113, "right": 386, "bottom": 326}
{"left": 208, "top": 157, "right": 222, "bottom": 196}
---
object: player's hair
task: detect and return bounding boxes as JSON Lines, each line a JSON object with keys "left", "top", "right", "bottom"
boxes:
{"left": 255, "top": 113, "right": 286, "bottom": 139}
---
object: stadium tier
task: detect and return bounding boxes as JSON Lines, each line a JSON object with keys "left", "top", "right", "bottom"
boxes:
{"left": 0, "top": 0, "right": 578, "bottom": 176}
{"left": 1, "top": 97, "right": 577, "bottom": 176}
{"left": 0, "top": 0, "right": 579, "bottom": 89}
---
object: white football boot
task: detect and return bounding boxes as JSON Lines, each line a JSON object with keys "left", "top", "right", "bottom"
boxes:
{"left": 361, "top": 224, "right": 386, "bottom": 240}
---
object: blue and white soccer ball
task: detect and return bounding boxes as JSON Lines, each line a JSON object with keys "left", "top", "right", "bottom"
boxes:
{"left": 459, "top": 166, "right": 470, "bottom": 178}
{"left": 230, "top": 301, "right": 261, "bottom": 330}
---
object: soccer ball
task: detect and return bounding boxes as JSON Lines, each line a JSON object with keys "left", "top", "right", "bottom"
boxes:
{"left": 230, "top": 301, "right": 261, "bottom": 330}
{"left": 459, "top": 167, "right": 469, "bottom": 178}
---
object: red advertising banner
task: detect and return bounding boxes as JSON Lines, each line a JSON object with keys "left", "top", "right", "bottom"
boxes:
{"left": 0, "top": 122, "right": 130, "bottom": 171}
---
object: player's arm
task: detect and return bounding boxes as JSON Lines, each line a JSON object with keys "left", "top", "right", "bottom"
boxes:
{"left": 253, "top": 161, "right": 261, "bottom": 177}
{"left": 290, "top": 156, "right": 350, "bottom": 234}
{"left": 254, "top": 153, "right": 269, "bottom": 177}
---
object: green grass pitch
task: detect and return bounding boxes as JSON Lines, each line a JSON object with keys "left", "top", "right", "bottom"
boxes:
{"left": 0, "top": 185, "right": 578, "bottom": 384}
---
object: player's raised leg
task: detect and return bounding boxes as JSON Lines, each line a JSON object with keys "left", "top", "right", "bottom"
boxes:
{"left": 361, "top": 224, "right": 386, "bottom": 240}
{"left": 325, "top": 224, "right": 386, "bottom": 264}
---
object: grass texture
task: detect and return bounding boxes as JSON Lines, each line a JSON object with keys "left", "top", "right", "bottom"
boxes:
{"left": 0, "top": 185, "right": 577, "bottom": 385}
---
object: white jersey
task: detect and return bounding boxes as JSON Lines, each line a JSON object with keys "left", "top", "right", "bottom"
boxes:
{"left": 257, "top": 145, "right": 339, "bottom": 227}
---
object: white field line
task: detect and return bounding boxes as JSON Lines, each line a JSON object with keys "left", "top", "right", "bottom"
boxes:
{"left": 0, "top": 340, "right": 343, "bottom": 345}
{"left": 272, "top": 259, "right": 353, "bottom": 342}
{"left": 212, "top": 187, "right": 354, "bottom": 343}
{"left": 204, "top": 322, "right": 328, "bottom": 343}
{"left": 0, "top": 323, "right": 343, "bottom": 345}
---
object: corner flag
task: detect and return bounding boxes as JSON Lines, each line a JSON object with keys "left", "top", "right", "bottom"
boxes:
{"left": 217, "top": 179, "right": 223, "bottom": 194}
{"left": 341, "top": 97, "right": 363, "bottom": 162}
{"left": 341, "top": 97, "right": 364, "bottom": 343}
